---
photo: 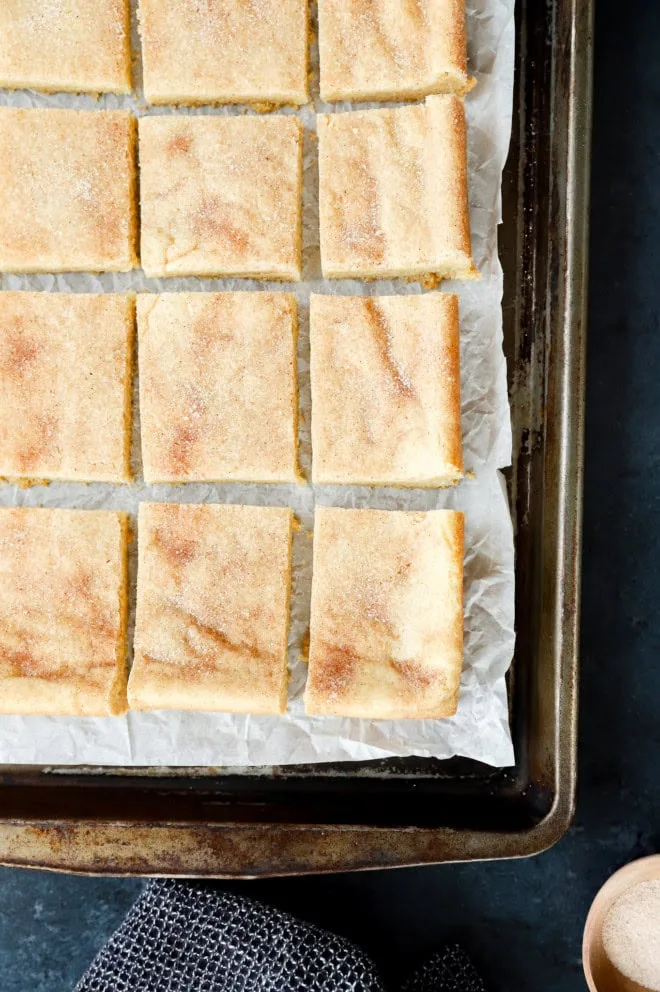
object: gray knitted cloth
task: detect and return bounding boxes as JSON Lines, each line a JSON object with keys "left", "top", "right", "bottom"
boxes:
{"left": 75, "top": 880, "right": 485, "bottom": 992}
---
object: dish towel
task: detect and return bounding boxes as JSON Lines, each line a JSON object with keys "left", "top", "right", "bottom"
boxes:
{"left": 75, "top": 879, "right": 486, "bottom": 992}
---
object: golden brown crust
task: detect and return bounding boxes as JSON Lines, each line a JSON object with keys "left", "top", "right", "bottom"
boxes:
{"left": 138, "top": 292, "right": 300, "bottom": 484}
{"left": 0, "top": 507, "right": 129, "bottom": 716}
{"left": 129, "top": 502, "right": 294, "bottom": 715}
{"left": 0, "top": 292, "right": 134, "bottom": 484}
{"left": 310, "top": 293, "right": 462, "bottom": 486}
{"left": 319, "top": 0, "right": 470, "bottom": 103}
{"left": 318, "top": 95, "right": 477, "bottom": 282}
{"left": 0, "top": 108, "right": 138, "bottom": 274}
{"left": 139, "top": 114, "right": 303, "bottom": 280}
{"left": 430, "top": 93, "right": 473, "bottom": 281}
{"left": 139, "top": 0, "right": 308, "bottom": 106}
{"left": 0, "top": 0, "right": 131, "bottom": 95}
{"left": 305, "top": 507, "right": 464, "bottom": 719}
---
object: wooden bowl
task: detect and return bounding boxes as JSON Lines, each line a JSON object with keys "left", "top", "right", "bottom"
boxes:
{"left": 583, "top": 855, "right": 660, "bottom": 992}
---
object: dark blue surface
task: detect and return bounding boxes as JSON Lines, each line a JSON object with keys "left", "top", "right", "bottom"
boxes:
{"left": 1, "top": 2, "right": 658, "bottom": 989}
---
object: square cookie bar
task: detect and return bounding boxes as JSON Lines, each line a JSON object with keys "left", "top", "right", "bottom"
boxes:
{"left": 305, "top": 508, "right": 464, "bottom": 720}
{"left": 129, "top": 502, "right": 294, "bottom": 715}
{"left": 0, "top": 292, "right": 134, "bottom": 484}
{"left": 319, "top": 0, "right": 470, "bottom": 102}
{"left": 0, "top": 0, "right": 131, "bottom": 95}
{"left": 0, "top": 507, "right": 129, "bottom": 716}
{"left": 310, "top": 293, "right": 462, "bottom": 486}
{"left": 0, "top": 108, "right": 137, "bottom": 273}
{"left": 138, "top": 292, "right": 299, "bottom": 484}
{"left": 318, "top": 96, "right": 475, "bottom": 282}
{"left": 139, "top": 115, "right": 303, "bottom": 280}
{"left": 139, "top": 0, "right": 308, "bottom": 106}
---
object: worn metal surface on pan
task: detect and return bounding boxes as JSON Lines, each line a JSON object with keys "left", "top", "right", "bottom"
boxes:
{"left": 0, "top": 0, "right": 592, "bottom": 876}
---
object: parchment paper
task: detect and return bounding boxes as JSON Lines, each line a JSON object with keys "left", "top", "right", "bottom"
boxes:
{"left": 0, "top": 0, "right": 517, "bottom": 767}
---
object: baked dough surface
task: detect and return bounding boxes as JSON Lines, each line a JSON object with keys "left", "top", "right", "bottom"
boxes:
{"left": 138, "top": 292, "right": 299, "bottom": 484}
{"left": 0, "top": 108, "right": 137, "bottom": 274}
{"left": 310, "top": 293, "right": 462, "bottom": 486}
{"left": 319, "top": 0, "right": 470, "bottom": 102}
{"left": 139, "top": 114, "right": 303, "bottom": 280}
{"left": 139, "top": 0, "right": 308, "bottom": 106}
{"left": 305, "top": 507, "right": 464, "bottom": 719}
{"left": 129, "top": 502, "right": 293, "bottom": 715}
{"left": 318, "top": 95, "right": 476, "bottom": 282}
{"left": 0, "top": 507, "right": 129, "bottom": 716}
{"left": 0, "top": 292, "right": 133, "bottom": 484}
{"left": 0, "top": 0, "right": 131, "bottom": 95}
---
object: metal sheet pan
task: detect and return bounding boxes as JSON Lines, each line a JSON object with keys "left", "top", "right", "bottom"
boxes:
{"left": 0, "top": 0, "right": 592, "bottom": 876}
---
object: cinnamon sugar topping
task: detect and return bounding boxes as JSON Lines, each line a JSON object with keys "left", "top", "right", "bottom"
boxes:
{"left": 318, "top": 0, "right": 470, "bottom": 103}
{"left": 0, "top": 0, "right": 131, "bottom": 95}
{"left": 0, "top": 108, "right": 137, "bottom": 274}
{"left": 138, "top": 292, "right": 299, "bottom": 485}
{"left": 139, "top": 115, "right": 302, "bottom": 280}
{"left": 305, "top": 508, "right": 464, "bottom": 720}
{"left": 139, "top": 0, "right": 308, "bottom": 106}
{"left": 0, "top": 507, "right": 129, "bottom": 716}
{"left": 129, "top": 503, "right": 294, "bottom": 715}
{"left": 318, "top": 96, "right": 476, "bottom": 282}
{"left": 0, "top": 292, "right": 134, "bottom": 484}
{"left": 310, "top": 293, "right": 463, "bottom": 487}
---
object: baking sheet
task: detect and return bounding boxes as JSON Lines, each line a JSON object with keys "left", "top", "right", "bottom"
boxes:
{"left": 0, "top": 0, "right": 516, "bottom": 767}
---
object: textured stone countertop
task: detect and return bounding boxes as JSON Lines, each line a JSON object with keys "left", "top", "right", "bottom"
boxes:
{"left": 1, "top": 1, "right": 658, "bottom": 989}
